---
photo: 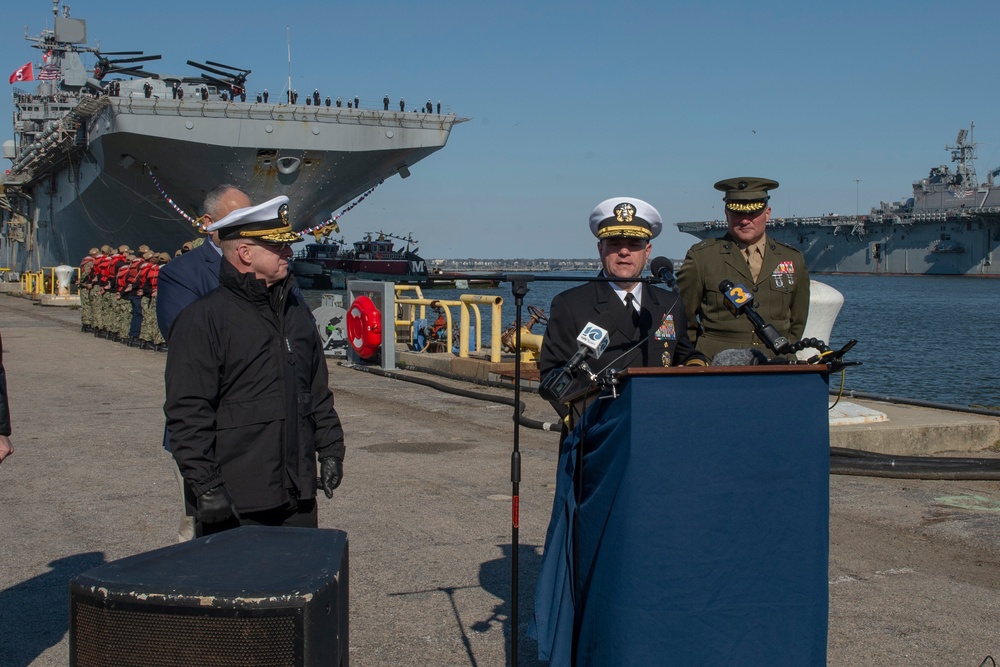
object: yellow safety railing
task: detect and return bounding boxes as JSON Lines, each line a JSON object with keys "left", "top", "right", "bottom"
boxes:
{"left": 21, "top": 271, "right": 46, "bottom": 295}
{"left": 394, "top": 284, "right": 427, "bottom": 328}
{"left": 19, "top": 266, "right": 80, "bottom": 296}
{"left": 461, "top": 294, "right": 504, "bottom": 362}
{"left": 393, "top": 291, "right": 505, "bottom": 363}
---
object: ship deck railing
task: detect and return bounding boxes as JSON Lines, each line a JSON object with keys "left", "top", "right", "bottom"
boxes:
{"left": 107, "top": 96, "right": 470, "bottom": 131}
{"left": 677, "top": 207, "right": 1000, "bottom": 233}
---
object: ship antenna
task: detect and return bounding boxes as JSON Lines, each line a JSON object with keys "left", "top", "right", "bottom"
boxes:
{"left": 286, "top": 25, "right": 292, "bottom": 104}
{"left": 948, "top": 123, "right": 979, "bottom": 192}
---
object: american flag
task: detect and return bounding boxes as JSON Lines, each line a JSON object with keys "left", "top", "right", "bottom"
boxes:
{"left": 37, "top": 65, "right": 59, "bottom": 81}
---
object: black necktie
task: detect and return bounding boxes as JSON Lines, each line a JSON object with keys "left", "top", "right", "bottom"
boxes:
{"left": 624, "top": 293, "right": 639, "bottom": 329}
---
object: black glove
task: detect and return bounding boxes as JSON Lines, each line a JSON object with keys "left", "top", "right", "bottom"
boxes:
{"left": 196, "top": 485, "right": 239, "bottom": 524}
{"left": 320, "top": 458, "right": 343, "bottom": 498}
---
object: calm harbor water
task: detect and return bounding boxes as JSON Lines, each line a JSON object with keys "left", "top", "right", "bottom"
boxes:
{"left": 307, "top": 272, "right": 1000, "bottom": 409}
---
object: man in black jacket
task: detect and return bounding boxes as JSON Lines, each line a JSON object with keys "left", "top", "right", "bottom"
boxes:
{"left": 157, "top": 185, "right": 250, "bottom": 541}
{"left": 164, "top": 195, "right": 345, "bottom": 536}
{"left": 0, "top": 331, "right": 12, "bottom": 465}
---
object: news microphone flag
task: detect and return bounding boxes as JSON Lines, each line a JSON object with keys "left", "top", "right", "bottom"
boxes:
{"left": 720, "top": 280, "right": 751, "bottom": 318}
{"left": 576, "top": 321, "right": 611, "bottom": 359}
{"left": 718, "top": 279, "right": 790, "bottom": 354}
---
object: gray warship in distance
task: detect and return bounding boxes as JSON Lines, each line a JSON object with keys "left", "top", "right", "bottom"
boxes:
{"left": 0, "top": 1, "right": 466, "bottom": 273}
{"left": 677, "top": 123, "right": 1000, "bottom": 277}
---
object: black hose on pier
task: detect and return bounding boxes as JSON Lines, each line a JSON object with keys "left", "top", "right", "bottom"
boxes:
{"left": 830, "top": 446, "right": 1000, "bottom": 480}
{"left": 349, "top": 364, "right": 1000, "bottom": 479}
{"left": 346, "top": 363, "right": 562, "bottom": 432}
{"left": 834, "top": 388, "right": 1000, "bottom": 418}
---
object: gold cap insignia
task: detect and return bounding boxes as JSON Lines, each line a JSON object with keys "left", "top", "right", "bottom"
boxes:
{"left": 614, "top": 202, "right": 636, "bottom": 224}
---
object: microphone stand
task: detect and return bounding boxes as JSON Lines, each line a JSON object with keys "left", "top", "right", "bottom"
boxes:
{"left": 508, "top": 275, "right": 532, "bottom": 667}
{"left": 414, "top": 269, "right": 669, "bottom": 667}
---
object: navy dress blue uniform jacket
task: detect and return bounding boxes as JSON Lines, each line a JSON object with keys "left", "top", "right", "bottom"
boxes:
{"left": 539, "top": 280, "right": 705, "bottom": 380}
{"left": 156, "top": 241, "right": 222, "bottom": 454}
{"left": 156, "top": 241, "right": 222, "bottom": 340}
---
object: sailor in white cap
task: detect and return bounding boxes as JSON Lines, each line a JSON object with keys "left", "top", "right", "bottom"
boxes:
{"left": 206, "top": 195, "right": 302, "bottom": 288}
{"left": 588, "top": 196, "right": 663, "bottom": 293}
{"left": 539, "top": 197, "right": 707, "bottom": 421}
{"left": 165, "top": 194, "right": 345, "bottom": 538}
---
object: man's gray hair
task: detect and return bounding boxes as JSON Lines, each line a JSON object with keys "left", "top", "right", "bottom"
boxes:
{"left": 202, "top": 184, "right": 243, "bottom": 220}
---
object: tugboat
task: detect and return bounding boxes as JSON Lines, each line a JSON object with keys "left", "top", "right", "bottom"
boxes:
{"left": 0, "top": 1, "right": 465, "bottom": 273}
{"left": 291, "top": 232, "right": 428, "bottom": 288}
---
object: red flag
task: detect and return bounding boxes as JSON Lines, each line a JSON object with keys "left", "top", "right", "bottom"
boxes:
{"left": 9, "top": 62, "right": 34, "bottom": 84}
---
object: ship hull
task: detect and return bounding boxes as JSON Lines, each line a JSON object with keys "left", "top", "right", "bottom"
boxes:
{"left": 675, "top": 126, "right": 1000, "bottom": 278}
{"left": 3, "top": 98, "right": 461, "bottom": 271}
{"left": 678, "top": 215, "right": 1000, "bottom": 277}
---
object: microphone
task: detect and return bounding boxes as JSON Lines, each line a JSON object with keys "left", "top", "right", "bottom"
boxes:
{"left": 539, "top": 314, "right": 614, "bottom": 403}
{"left": 718, "top": 280, "right": 790, "bottom": 355}
{"left": 564, "top": 318, "right": 612, "bottom": 373}
{"left": 711, "top": 348, "right": 771, "bottom": 366}
{"left": 650, "top": 256, "right": 677, "bottom": 292}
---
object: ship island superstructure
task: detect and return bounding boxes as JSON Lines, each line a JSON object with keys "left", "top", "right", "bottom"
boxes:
{"left": 677, "top": 125, "right": 1000, "bottom": 276}
{"left": 0, "top": 1, "right": 466, "bottom": 273}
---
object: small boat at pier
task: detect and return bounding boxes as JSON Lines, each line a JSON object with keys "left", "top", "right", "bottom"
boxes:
{"left": 291, "top": 232, "right": 428, "bottom": 289}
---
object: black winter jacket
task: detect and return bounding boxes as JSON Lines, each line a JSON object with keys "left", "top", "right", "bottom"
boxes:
{"left": 164, "top": 260, "right": 344, "bottom": 513}
{"left": 0, "top": 332, "right": 10, "bottom": 437}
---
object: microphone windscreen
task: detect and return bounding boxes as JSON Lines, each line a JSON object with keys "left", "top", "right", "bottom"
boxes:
{"left": 711, "top": 348, "right": 768, "bottom": 366}
{"left": 650, "top": 256, "right": 673, "bottom": 277}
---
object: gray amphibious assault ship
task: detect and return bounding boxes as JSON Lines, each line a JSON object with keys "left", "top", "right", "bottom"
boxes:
{"left": 0, "top": 1, "right": 466, "bottom": 272}
{"left": 678, "top": 123, "right": 1000, "bottom": 276}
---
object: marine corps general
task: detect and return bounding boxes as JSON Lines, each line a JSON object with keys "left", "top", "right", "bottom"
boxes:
{"left": 676, "top": 177, "right": 809, "bottom": 361}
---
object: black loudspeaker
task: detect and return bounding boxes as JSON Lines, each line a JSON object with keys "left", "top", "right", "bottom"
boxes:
{"left": 69, "top": 526, "right": 348, "bottom": 667}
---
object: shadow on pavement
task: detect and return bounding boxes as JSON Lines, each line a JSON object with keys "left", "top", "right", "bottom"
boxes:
{"left": 0, "top": 551, "right": 107, "bottom": 667}
{"left": 476, "top": 543, "right": 545, "bottom": 667}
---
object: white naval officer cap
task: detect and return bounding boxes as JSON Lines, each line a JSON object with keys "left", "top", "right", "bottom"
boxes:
{"left": 588, "top": 197, "right": 662, "bottom": 240}
{"left": 206, "top": 195, "right": 303, "bottom": 244}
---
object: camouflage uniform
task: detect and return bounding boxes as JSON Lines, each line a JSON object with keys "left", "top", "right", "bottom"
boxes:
{"left": 78, "top": 248, "right": 100, "bottom": 331}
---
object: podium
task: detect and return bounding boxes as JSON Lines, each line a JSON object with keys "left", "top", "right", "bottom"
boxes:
{"left": 534, "top": 366, "right": 830, "bottom": 666}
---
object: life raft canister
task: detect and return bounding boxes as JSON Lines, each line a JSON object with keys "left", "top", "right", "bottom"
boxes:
{"left": 347, "top": 295, "right": 382, "bottom": 359}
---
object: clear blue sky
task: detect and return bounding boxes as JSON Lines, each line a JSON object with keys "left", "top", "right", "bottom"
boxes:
{"left": 4, "top": 0, "right": 999, "bottom": 259}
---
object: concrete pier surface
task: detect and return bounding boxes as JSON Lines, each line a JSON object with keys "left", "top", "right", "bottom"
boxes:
{"left": 1, "top": 293, "right": 999, "bottom": 666}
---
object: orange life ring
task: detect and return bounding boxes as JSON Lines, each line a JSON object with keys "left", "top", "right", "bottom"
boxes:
{"left": 347, "top": 295, "right": 382, "bottom": 359}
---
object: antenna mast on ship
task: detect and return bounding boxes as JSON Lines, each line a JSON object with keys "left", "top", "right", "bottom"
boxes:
{"left": 286, "top": 25, "right": 292, "bottom": 103}
{"left": 946, "top": 122, "right": 979, "bottom": 191}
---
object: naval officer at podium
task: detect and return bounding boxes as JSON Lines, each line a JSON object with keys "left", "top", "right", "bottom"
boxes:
{"left": 539, "top": 196, "right": 706, "bottom": 422}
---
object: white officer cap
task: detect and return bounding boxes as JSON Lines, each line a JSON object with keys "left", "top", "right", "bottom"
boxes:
{"left": 206, "top": 195, "right": 302, "bottom": 244}
{"left": 588, "top": 197, "right": 662, "bottom": 240}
